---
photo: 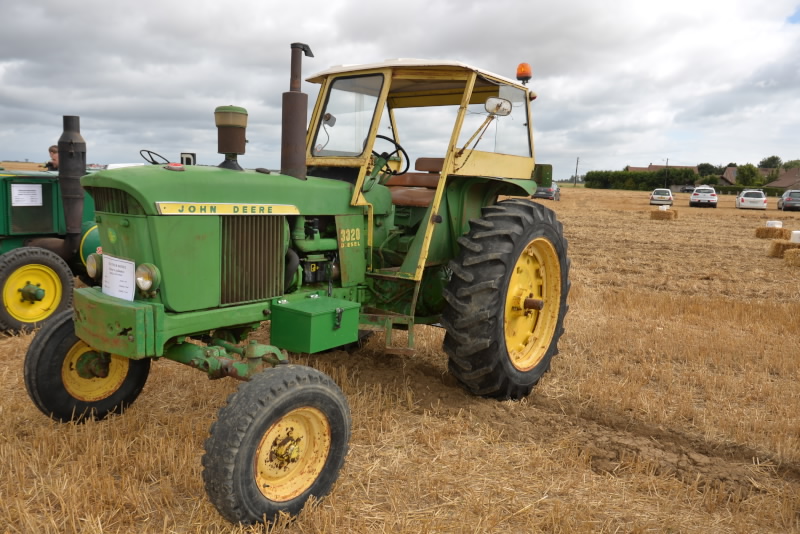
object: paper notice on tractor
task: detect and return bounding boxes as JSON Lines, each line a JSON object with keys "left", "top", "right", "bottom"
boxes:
{"left": 102, "top": 255, "right": 136, "bottom": 301}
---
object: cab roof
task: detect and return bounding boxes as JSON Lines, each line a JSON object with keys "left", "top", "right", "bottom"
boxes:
{"left": 307, "top": 59, "right": 523, "bottom": 87}
{"left": 307, "top": 59, "right": 530, "bottom": 109}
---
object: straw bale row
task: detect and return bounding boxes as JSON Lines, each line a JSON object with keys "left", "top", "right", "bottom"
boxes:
{"left": 767, "top": 239, "right": 800, "bottom": 258}
{"left": 649, "top": 209, "right": 678, "bottom": 220}
{"left": 755, "top": 227, "right": 791, "bottom": 239}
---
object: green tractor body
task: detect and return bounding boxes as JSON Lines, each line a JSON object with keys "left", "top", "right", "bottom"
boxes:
{"left": 0, "top": 123, "right": 101, "bottom": 332}
{"left": 25, "top": 44, "right": 570, "bottom": 525}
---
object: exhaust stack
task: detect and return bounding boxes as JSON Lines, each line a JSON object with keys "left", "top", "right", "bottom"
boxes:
{"left": 28, "top": 116, "right": 86, "bottom": 261}
{"left": 280, "top": 42, "right": 313, "bottom": 180}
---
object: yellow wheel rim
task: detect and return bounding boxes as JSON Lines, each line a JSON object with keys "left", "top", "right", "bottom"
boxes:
{"left": 254, "top": 407, "right": 331, "bottom": 502}
{"left": 504, "top": 237, "right": 562, "bottom": 372}
{"left": 62, "top": 341, "right": 129, "bottom": 402}
{"left": 3, "top": 264, "right": 63, "bottom": 323}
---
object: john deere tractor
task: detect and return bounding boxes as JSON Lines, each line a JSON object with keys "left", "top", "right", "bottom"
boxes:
{"left": 0, "top": 119, "right": 100, "bottom": 332}
{"left": 24, "top": 43, "right": 570, "bottom": 524}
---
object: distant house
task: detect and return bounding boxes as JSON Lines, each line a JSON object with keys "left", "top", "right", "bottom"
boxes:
{"left": 721, "top": 167, "right": 737, "bottom": 185}
{"left": 723, "top": 166, "right": 798, "bottom": 188}
{"left": 764, "top": 168, "right": 800, "bottom": 190}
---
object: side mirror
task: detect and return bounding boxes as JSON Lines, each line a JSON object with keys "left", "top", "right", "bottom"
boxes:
{"left": 485, "top": 97, "right": 512, "bottom": 116}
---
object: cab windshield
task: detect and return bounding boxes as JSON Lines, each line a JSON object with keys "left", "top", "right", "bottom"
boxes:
{"left": 311, "top": 74, "right": 384, "bottom": 157}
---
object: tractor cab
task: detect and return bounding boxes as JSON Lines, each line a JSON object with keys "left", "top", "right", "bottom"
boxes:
{"left": 306, "top": 59, "right": 539, "bottom": 194}
{"left": 302, "top": 60, "right": 547, "bottom": 288}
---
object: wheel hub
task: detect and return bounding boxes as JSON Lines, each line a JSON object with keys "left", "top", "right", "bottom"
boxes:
{"left": 75, "top": 351, "right": 111, "bottom": 379}
{"left": 269, "top": 431, "right": 303, "bottom": 469}
{"left": 19, "top": 282, "right": 45, "bottom": 302}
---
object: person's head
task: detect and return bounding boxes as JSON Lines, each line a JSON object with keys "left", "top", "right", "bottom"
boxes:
{"left": 48, "top": 145, "right": 58, "bottom": 168}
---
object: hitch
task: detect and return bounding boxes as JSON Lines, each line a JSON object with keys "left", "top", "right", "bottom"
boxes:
{"left": 164, "top": 339, "right": 289, "bottom": 381}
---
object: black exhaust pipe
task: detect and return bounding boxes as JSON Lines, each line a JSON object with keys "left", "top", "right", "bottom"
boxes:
{"left": 280, "top": 43, "right": 313, "bottom": 180}
{"left": 28, "top": 116, "right": 86, "bottom": 261}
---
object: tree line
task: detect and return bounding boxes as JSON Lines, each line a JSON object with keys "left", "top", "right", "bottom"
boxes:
{"left": 584, "top": 155, "right": 799, "bottom": 190}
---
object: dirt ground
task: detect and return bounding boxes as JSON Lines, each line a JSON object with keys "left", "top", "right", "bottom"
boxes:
{"left": 1, "top": 187, "right": 798, "bottom": 533}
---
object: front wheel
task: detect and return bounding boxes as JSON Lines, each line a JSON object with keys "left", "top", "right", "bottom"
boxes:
{"left": 23, "top": 310, "right": 151, "bottom": 422}
{"left": 0, "top": 247, "right": 74, "bottom": 332}
{"left": 442, "top": 199, "right": 570, "bottom": 400}
{"left": 203, "top": 365, "right": 351, "bottom": 524}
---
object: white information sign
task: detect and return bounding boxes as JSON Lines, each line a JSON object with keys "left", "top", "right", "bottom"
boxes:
{"left": 102, "top": 255, "right": 136, "bottom": 301}
{"left": 11, "top": 183, "right": 43, "bottom": 206}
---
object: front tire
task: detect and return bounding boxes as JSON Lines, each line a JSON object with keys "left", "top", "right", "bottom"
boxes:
{"left": 441, "top": 199, "right": 570, "bottom": 399}
{"left": 0, "top": 247, "right": 73, "bottom": 332}
{"left": 203, "top": 365, "right": 351, "bottom": 524}
{"left": 23, "top": 310, "right": 150, "bottom": 422}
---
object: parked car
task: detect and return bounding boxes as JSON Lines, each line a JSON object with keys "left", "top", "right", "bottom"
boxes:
{"left": 777, "top": 190, "right": 800, "bottom": 211}
{"left": 679, "top": 185, "right": 695, "bottom": 193}
{"left": 689, "top": 186, "right": 718, "bottom": 208}
{"left": 649, "top": 188, "right": 673, "bottom": 206}
{"left": 735, "top": 189, "right": 767, "bottom": 210}
{"left": 532, "top": 183, "right": 560, "bottom": 201}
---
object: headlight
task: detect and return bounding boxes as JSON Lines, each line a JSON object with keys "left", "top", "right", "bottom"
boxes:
{"left": 86, "top": 253, "right": 103, "bottom": 279}
{"left": 135, "top": 263, "right": 161, "bottom": 291}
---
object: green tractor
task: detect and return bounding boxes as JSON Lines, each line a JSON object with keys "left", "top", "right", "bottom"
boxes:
{"left": 0, "top": 119, "right": 101, "bottom": 332}
{"left": 24, "top": 43, "right": 570, "bottom": 524}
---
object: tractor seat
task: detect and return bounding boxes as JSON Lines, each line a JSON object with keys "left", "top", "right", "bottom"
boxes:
{"left": 385, "top": 158, "right": 444, "bottom": 207}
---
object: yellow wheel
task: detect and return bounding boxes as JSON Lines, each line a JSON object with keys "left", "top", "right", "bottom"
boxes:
{"left": 0, "top": 247, "right": 73, "bottom": 332}
{"left": 442, "top": 199, "right": 570, "bottom": 399}
{"left": 255, "top": 406, "right": 331, "bottom": 502}
{"left": 61, "top": 341, "right": 130, "bottom": 402}
{"left": 504, "top": 237, "right": 562, "bottom": 372}
{"left": 203, "top": 365, "right": 351, "bottom": 525}
{"left": 24, "top": 311, "right": 150, "bottom": 422}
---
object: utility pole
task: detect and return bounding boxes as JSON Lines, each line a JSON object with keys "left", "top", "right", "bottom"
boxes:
{"left": 665, "top": 158, "right": 669, "bottom": 188}
{"left": 574, "top": 157, "right": 579, "bottom": 187}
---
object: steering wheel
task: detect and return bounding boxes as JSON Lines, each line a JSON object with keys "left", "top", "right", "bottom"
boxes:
{"left": 140, "top": 149, "right": 170, "bottom": 165}
{"left": 371, "top": 135, "right": 410, "bottom": 176}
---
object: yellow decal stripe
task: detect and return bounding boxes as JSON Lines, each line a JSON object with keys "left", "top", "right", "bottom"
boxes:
{"left": 156, "top": 202, "right": 300, "bottom": 215}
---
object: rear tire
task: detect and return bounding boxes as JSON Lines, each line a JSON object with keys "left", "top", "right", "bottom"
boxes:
{"left": 0, "top": 247, "right": 73, "bottom": 332}
{"left": 203, "top": 365, "right": 351, "bottom": 524}
{"left": 24, "top": 310, "right": 150, "bottom": 422}
{"left": 441, "top": 199, "right": 570, "bottom": 400}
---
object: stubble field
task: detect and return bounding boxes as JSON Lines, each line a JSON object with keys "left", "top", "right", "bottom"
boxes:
{"left": 1, "top": 187, "right": 798, "bottom": 533}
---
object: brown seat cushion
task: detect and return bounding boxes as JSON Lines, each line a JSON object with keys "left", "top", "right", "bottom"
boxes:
{"left": 384, "top": 173, "right": 440, "bottom": 188}
{"left": 388, "top": 187, "right": 436, "bottom": 207}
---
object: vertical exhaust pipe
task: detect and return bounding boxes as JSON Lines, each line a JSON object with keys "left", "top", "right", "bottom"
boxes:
{"left": 28, "top": 116, "right": 86, "bottom": 261}
{"left": 280, "top": 43, "right": 313, "bottom": 180}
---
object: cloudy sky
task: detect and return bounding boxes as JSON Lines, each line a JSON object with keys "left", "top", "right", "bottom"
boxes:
{"left": 2, "top": 0, "right": 799, "bottom": 181}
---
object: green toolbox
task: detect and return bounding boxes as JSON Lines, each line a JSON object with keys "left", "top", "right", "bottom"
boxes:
{"left": 270, "top": 295, "right": 360, "bottom": 353}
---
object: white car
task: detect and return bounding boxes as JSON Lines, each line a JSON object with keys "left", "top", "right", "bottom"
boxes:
{"left": 736, "top": 189, "right": 767, "bottom": 210}
{"left": 649, "top": 188, "right": 673, "bottom": 206}
{"left": 689, "top": 186, "right": 718, "bottom": 208}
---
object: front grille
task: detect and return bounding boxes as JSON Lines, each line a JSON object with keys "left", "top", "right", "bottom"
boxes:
{"left": 89, "top": 187, "right": 145, "bottom": 215}
{"left": 220, "top": 216, "right": 285, "bottom": 305}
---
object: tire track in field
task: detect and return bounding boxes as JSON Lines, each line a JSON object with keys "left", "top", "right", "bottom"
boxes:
{"left": 325, "top": 347, "right": 800, "bottom": 501}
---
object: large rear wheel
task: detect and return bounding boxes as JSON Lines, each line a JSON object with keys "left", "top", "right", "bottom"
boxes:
{"left": 442, "top": 199, "right": 570, "bottom": 399}
{"left": 203, "top": 365, "right": 351, "bottom": 524}
{"left": 24, "top": 310, "right": 150, "bottom": 422}
{"left": 0, "top": 247, "right": 73, "bottom": 332}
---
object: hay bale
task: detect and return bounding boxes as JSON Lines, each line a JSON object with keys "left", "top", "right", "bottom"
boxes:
{"left": 755, "top": 227, "right": 791, "bottom": 239}
{"left": 767, "top": 239, "right": 800, "bottom": 258}
{"left": 784, "top": 248, "right": 800, "bottom": 266}
{"left": 650, "top": 209, "right": 677, "bottom": 220}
